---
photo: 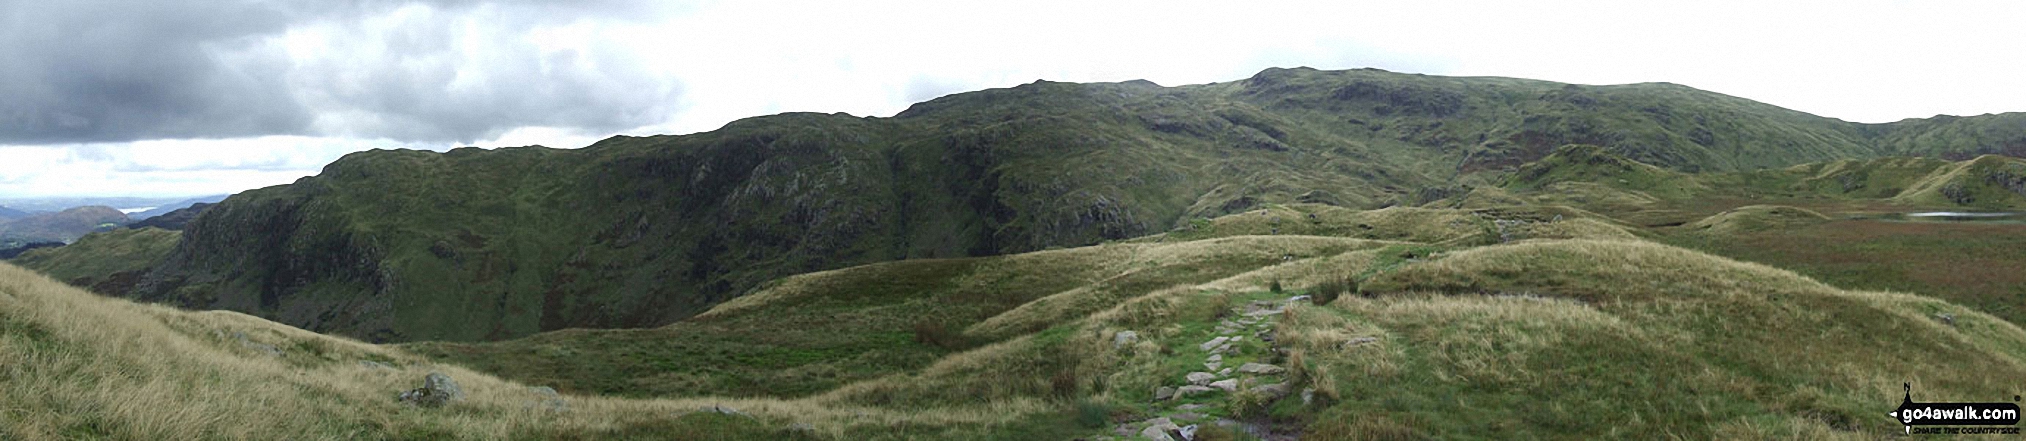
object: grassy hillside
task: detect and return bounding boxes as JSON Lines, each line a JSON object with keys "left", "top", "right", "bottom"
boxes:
{"left": 31, "top": 68, "right": 2026, "bottom": 345}
{"left": 8, "top": 227, "right": 180, "bottom": 295}
{"left": 11, "top": 198, "right": 2021, "bottom": 439}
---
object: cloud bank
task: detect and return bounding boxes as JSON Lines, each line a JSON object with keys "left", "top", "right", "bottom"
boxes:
{"left": 0, "top": 0, "right": 680, "bottom": 145}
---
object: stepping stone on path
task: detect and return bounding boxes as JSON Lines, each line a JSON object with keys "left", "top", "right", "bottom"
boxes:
{"left": 1155, "top": 386, "right": 1176, "bottom": 401}
{"left": 1186, "top": 372, "right": 1217, "bottom": 385}
{"left": 1199, "top": 337, "right": 1230, "bottom": 351}
{"left": 1208, "top": 379, "right": 1240, "bottom": 392}
{"left": 1238, "top": 362, "right": 1285, "bottom": 375}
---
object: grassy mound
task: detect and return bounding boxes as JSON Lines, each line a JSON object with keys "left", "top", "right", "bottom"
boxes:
{"left": 1684, "top": 205, "right": 1832, "bottom": 235}
{"left": 1892, "top": 155, "right": 2026, "bottom": 209}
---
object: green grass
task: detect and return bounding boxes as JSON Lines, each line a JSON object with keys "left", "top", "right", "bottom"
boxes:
{"left": 8, "top": 227, "right": 179, "bottom": 292}
{"left": 1665, "top": 219, "right": 2026, "bottom": 327}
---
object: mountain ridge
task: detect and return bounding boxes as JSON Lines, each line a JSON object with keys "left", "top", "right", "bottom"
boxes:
{"left": 60, "top": 67, "right": 2026, "bottom": 342}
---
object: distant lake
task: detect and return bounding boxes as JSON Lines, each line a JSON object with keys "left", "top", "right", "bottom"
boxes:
{"left": 1880, "top": 211, "right": 2026, "bottom": 222}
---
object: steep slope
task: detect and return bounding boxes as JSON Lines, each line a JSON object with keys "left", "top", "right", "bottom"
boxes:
{"left": 73, "top": 68, "right": 2026, "bottom": 343}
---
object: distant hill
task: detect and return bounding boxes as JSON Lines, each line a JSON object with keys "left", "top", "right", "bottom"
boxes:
{"left": 0, "top": 205, "right": 27, "bottom": 220}
{"left": 0, "top": 206, "right": 128, "bottom": 243}
{"left": 130, "top": 202, "right": 214, "bottom": 230}
{"left": 52, "top": 67, "right": 2026, "bottom": 343}
{"left": 10, "top": 227, "right": 179, "bottom": 295}
{"left": 129, "top": 194, "right": 228, "bottom": 220}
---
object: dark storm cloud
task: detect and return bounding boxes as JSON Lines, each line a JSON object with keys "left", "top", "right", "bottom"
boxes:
{"left": 0, "top": 0, "right": 679, "bottom": 145}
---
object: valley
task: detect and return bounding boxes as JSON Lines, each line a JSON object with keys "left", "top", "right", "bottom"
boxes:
{"left": 6, "top": 68, "right": 2026, "bottom": 439}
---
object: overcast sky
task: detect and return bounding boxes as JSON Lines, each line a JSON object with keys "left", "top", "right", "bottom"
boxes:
{"left": 3, "top": 0, "right": 2023, "bottom": 198}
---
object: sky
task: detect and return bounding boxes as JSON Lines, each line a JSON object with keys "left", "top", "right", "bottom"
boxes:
{"left": 3, "top": 0, "right": 2023, "bottom": 198}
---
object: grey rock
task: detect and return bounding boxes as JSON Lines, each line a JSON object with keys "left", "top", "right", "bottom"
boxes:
{"left": 1301, "top": 387, "right": 1315, "bottom": 405}
{"left": 697, "top": 404, "right": 754, "bottom": 419}
{"left": 399, "top": 372, "right": 465, "bottom": 408}
{"left": 1141, "top": 417, "right": 1182, "bottom": 441}
{"left": 1177, "top": 403, "right": 1208, "bottom": 411}
{"left": 1208, "top": 379, "right": 1239, "bottom": 392}
{"left": 1198, "top": 336, "right": 1230, "bottom": 351}
{"left": 527, "top": 386, "right": 567, "bottom": 412}
{"left": 1155, "top": 386, "right": 1177, "bottom": 401}
{"left": 1218, "top": 368, "right": 1233, "bottom": 376}
{"left": 1114, "top": 330, "right": 1140, "bottom": 348}
{"left": 1237, "top": 362, "right": 1285, "bottom": 375}
{"left": 1206, "top": 354, "right": 1223, "bottom": 363}
{"left": 1934, "top": 313, "right": 1957, "bottom": 327}
{"left": 1178, "top": 424, "right": 1200, "bottom": 440}
{"left": 1204, "top": 361, "right": 1222, "bottom": 371}
{"left": 1176, "top": 385, "right": 1217, "bottom": 398}
{"left": 1186, "top": 372, "right": 1218, "bottom": 385}
{"left": 1141, "top": 426, "right": 1175, "bottom": 441}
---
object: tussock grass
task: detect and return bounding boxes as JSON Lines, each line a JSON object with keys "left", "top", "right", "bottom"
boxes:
{"left": 1278, "top": 239, "right": 2026, "bottom": 438}
{"left": 0, "top": 262, "right": 1071, "bottom": 440}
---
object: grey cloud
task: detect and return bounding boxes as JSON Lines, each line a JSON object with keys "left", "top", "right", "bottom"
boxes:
{"left": 0, "top": 1, "right": 680, "bottom": 145}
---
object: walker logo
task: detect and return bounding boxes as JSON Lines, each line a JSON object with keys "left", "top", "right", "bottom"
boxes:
{"left": 1889, "top": 383, "right": 2021, "bottom": 435}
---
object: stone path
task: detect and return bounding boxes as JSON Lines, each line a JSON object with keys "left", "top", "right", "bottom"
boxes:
{"left": 1120, "top": 295, "right": 1312, "bottom": 441}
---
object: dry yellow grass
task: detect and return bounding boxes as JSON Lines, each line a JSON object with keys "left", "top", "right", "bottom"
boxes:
{"left": 0, "top": 263, "right": 1061, "bottom": 440}
{"left": 963, "top": 235, "right": 1381, "bottom": 339}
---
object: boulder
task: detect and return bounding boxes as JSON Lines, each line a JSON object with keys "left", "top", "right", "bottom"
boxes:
{"left": 1114, "top": 330, "right": 1140, "bottom": 348}
{"left": 1186, "top": 372, "right": 1218, "bottom": 385}
{"left": 1237, "top": 362, "right": 1285, "bottom": 375}
{"left": 527, "top": 386, "right": 567, "bottom": 412}
{"left": 1155, "top": 386, "right": 1177, "bottom": 401}
{"left": 399, "top": 372, "right": 465, "bottom": 408}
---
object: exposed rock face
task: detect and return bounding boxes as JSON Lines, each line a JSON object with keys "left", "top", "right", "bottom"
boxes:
{"left": 399, "top": 372, "right": 465, "bottom": 408}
